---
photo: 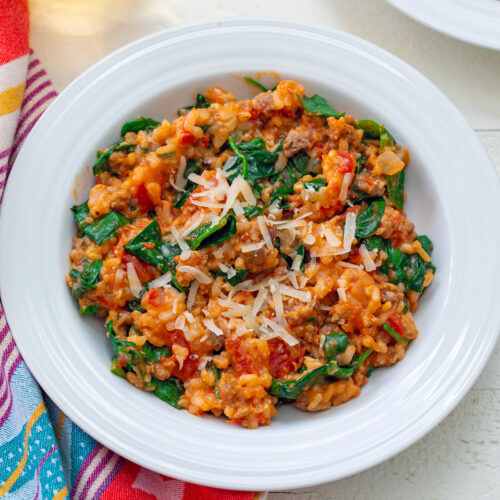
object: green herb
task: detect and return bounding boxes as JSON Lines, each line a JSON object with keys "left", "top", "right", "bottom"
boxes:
{"left": 158, "top": 152, "right": 175, "bottom": 159}
{"left": 366, "top": 366, "right": 378, "bottom": 377}
{"left": 243, "top": 205, "right": 266, "bottom": 219}
{"left": 121, "top": 117, "right": 160, "bottom": 136}
{"left": 416, "top": 235, "right": 433, "bottom": 254}
{"left": 210, "top": 268, "right": 248, "bottom": 286}
{"left": 297, "top": 364, "right": 307, "bottom": 374}
{"left": 356, "top": 154, "right": 366, "bottom": 174}
{"left": 403, "top": 298, "right": 409, "bottom": 314}
{"left": 303, "top": 178, "right": 326, "bottom": 191}
{"left": 356, "top": 349, "right": 373, "bottom": 366}
{"left": 383, "top": 322, "right": 409, "bottom": 343}
{"left": 107, "top": 320, "right": 136, "bottom": 357}
{"left": 79, "top": 304, "right": 100, "bottom": 315}
{"left": 184, "top": 214, "right": 237, "bottom": 250}
{"left": 323, "top": 333, "right": 349, "bottom": 362}
{"left": 142, "top": 342, "right": 171, "bottom": 362}
{"left": 92, "top": 142, "right": 134, "bottom": 175}
{"left": 386, "top": 170, "right": 405, "bottom": 211}
{"left": 297, "top": 93, "right": 344, "bottom": 118}
{"left": 173, "top": 160, "right": 200, "bottom": 208}
{"left": 69, "top": 260, "right": 102, "bottom": 299}
{"left": 269, "top": 360, "right": 344, "bottom": 400}
{"left": 207, "top": 361, "right": 221, "bottom": 399}
{"left": 224, "top": 137, "right": 278, "bottom": 182}
{"left": 355, "top": 198, "right": 386, "bottom": 238}
{"left": 152, "top": 377, "right": 184, "bottom": 409}
{"left": 127, "top": 283, "right": 149, "bottom": 312}
{"left": 354, "top": 119, "right": 395, "bottom": 152}
{"left": 244, "top": 76, "right": 277, "bottom": 92}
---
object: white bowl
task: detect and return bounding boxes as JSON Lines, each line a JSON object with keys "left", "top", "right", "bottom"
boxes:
{"left": 1, "top": 20, "right": 499, "bottom": 491}
{"left": 386, "top": 0, "right": 500, "bottom": 51}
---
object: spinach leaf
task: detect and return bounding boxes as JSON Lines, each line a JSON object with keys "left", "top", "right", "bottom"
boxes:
{"left": 123, "top": 220, "right": 184, "bottom": 292}
{"left": 79, "top": 304, "right": 100, "bottom": 315}
{"left": 93, "top": 142, "right": 134, "bottom": 175}
{"left": 365, "top": 235, "right": 434, "bottom": 293}
{"left": 354, "top": 120, "right": 395, "bottom": 152}
{"left": 323, "top": 333, "right": 349, "bottom": 362}
{"left": 185, "top": 214, "right": 237, "bottom": 250}
{"left": 173, "top": 160, "right": 200, "bottom": 209}
{"left": 142, "top": 342, "right": 171, "bottom": 362}
{"left": 383, "top": 322, "right": 409, "bottom": 343}
{"left": 211, "top": 268, "right": 248, "bottom": 286}
{"left": 121, "top": 117, "right": 160, "bottom": 136}
{"left": 269, "top": 151, "right": 311, "bottom": 206}
{"left": 416, "top": 235, "right": 433, "bottom": 254}
{"left": 244, "top": 76, "right": 277, "bottom": 92}
{"left": 243, "top": 205, "right": 266, "bottom": 219}
{"left": 178, "top": 93, "right": 210, "bottom": 115}
{"left": 269, "top": 360, "right": 343, "bottom": 400}
{"left": 356, "top": 153, "right": 366, "bottom": 174}
{"left": 110, "top": 357, "right": 126, "bottom": 378}
{"left": 107, "top": 320, "right": 136, "bottom": 358}
{"left": 69, "top": 260, "right": 102, "bottom": 299}
{"left": 224, "top": 137, "right": 278, "bottom": 182}
{"left": 153, "top": 377, "right": 184, "bottom": 409}
{"left": 356, "top": 349, "right": 373, "bottom": 366}
{"left": 303, "top": 178, "right": 326, "bottom": 191}
{"left": 386, "top": 170, "right": 405, "bottom": 211}
{"left": 82, "top": 211, "right": 129, "bottom": 245}
{"left": 71, "top": 201, "right": 90, "bottom": 226}
{"left": 355, "top": 198, "right": 386, "bottom": 238}
{"left": 297, "top": 93, "right": 344, "bottom": 118}
{"left": 207, "top": 361, "right": 221, "bottom": 399}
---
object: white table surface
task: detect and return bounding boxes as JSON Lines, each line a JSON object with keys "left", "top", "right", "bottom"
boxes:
{"left": 29, "top": 1, "right": 500, "bottom": 498}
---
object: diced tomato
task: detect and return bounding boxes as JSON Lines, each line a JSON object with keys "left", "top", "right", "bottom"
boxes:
{"left": 118, "top": 354, "right": 128, "bottom": 369}
{"left": 122, "top": 252, "right": 154, "bottom": 283}
{"left": 312, "top": 142, "right": 325, "bottom": 159}
{"left": 250, "top": 104, "right": 265, "bottom": 120}
{"left": 179, "top": 130, "right": 196, "bottom": 145}
{"left": 136, "top": 183, "right": 154, "bottom": 212}
{"left": 226, "top": 336, "right": 257, "bottom": 375}
{"left": 145, "top": 288, "right": 160, "bottom": 307}
{"left": 387, "top": 315, "right": 405, "bottom": 336}
{"left": 225, "top": 419, "right": 242, "bottom": 425}
{"left": 268, "top": 337, "right": 295, "bottom": 378}
{"left": 173, "top": 353, "right": 199, "bottom": 381}
{"left": 200, "top": 132, "right": 210, "bottom": 148}
{"left": 338, "top": 150, "right": 356, "bottom": 174}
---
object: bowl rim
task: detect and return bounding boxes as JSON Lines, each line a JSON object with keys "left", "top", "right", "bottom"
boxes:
{"left": 1, "top": 18, "right": 500, "bottom": 491}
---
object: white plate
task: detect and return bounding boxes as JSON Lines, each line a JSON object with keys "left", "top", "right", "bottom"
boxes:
{"left": 386, "top": 0, "right": 500, "bottom": 50}
{"left": 1, "top": 20, "right": 500, "bottom": 491}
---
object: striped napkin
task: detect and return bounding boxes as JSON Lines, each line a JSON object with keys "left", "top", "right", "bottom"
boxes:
{"left": 0, "top": 1, "right": 256, "bottom": 498}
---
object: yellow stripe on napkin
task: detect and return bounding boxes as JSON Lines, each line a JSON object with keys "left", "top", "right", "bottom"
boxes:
{"left": 0, "top": 81, "right": 25, "bottom": 117}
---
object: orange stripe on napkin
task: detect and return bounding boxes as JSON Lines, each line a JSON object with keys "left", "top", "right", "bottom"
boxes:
{"left": 0, "top": 0, "right": 30, "bottom": 65}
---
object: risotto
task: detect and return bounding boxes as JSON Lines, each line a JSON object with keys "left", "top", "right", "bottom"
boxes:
{"left": 67, "top": 79, "right": 435, "bottom": 428}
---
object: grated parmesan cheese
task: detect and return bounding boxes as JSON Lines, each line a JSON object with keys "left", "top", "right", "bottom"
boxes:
{"left": 184, "top": 311, "right": 195, "bottom": 323}
{"left": 148, "top": 271, "right": 172, "bottom": 289}
{"left": 260, "top": 317, "right": 299, "bottom": 346}
{"left": 279, "top": 284, "right": 311, "bottom": 302}
{"left": 177, "top": 265, "right": 212, "bottom": 284}
{"left": 303, "top": 234, "right": 316, "bottom": 245}
{"left": 203, "top": 318, "right": 224, "bottom": 336}
{"left": 338, "top": 261, "right": 363, "bottom": 270}
{"left": 291, "top": 253, "right": 303, "bottom": 273}
{"left": 171, "top": 156, "right": 187, "bottom": 192}
{"left": 323, "top": 226, "right": 341, "bottom": 247}
{"left": 186, "top": 280, "right": 200, "bottom": 310}
{"left": 257, "top": 216, "right": 273, "bottom": 249}
{"left": 337, "top": 287, "right": 347, "bottom": 301}
{"left": 126, "top": 263, "right": 142, "bottom": 298}
{"left": 359, "top": 244, "right": 376, "bottom": 271}
{"left": 241, "top": 241, "right": 265, "bottom": 253}
{"left": 252, "top": 288, "right": 269, "bottom": 315}
{"left": 339, "top": 172, "right": 353, "bottom": 203}
{"left": 343, "top": 212, "right": 357, "bottom": 251}
{"left": 170, "top": 225, "right": 190, "bottom": 252}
